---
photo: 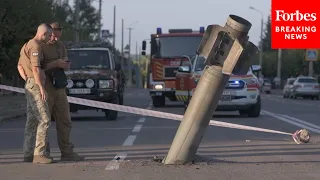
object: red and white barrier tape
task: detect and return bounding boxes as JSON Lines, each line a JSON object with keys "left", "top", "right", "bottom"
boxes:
{"left": 0, "top": 84, "right": 292, "bottom": 136}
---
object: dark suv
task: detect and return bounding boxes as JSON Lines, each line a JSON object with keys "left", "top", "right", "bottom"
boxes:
{"left": 65, "top": 47, "right": 125, "bottom": 120}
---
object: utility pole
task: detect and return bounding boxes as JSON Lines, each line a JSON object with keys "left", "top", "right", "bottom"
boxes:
{"left": 163, "top": 15, "right": 258, "bottom": 165}
{"left": 308, "top": 61, "right": 314, "bottom": 76}
{"left": 136, "top": 41, "right": 139, "bottom": 65}
{"left": 249, "top": 6, "right": 263, "bottom": 77}
{"left": 121, "top": 19, "right": 124, "bottom": 68}
{"left": 259, "top": 17, "right": 263, "bottom": 77}
{"left": 126, "top": 21, "right": 138, "bottom": 87}
{"left": 113, "top": 5, "right": 116, "bottom": 53}
{"left": 276, "top": 49, "right": 282, "bottom": 88}
{"left": 136, "top": 41, "right": 140, "bottom": 88}
{"left": 127, "top": 27, "right": 133, "bottom": 87}
{"left": 74, "top": 0, "right": 80, "bottom": 43}
{"left": 98, "top": 0, "right": 102, "bottom": 41}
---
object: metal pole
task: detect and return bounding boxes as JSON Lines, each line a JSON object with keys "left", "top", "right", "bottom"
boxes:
{"left": 121, "top": 19, "right": 124, "bottom": 68}
{"left": 98, "top": 0, "right": 102, "bottom": 41}
{"left": 127, "top": 28, "right": 133, "bottom": 87}
{"left": 249, "top": 6, "right": 264, "bottom": 77}
{"left": 308, "top": 61, "right": 314, "bottom": 76}
{"left": 164, "top": 15, "right": 256, "bottom": 165}
{"left": 144, "top": 54, "right": 149, "bottom": 89}
{"left": 113, "top": 5, "right": 116, "bottom": 53}
{"left": 259, "top": 18, "right": 263, "bottom": 76}
{"left": 136, "top": 41, "right": 140, "bottom": 88}
{"left": 74, "top": 0, "right": 80, "bottom": 43}
{"left": 277, "top": 49, "right": 282, "bottom": 87}
{"left": 136, "top": 41, "right": 139, "bottom": 65}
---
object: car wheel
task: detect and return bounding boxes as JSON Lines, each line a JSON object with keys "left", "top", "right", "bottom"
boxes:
{"left": 104, "top": 96, "right": 119, "bottom": 121}
{"left": 152, "top": 96, "right": 165, "bottom": 107}
{"left": 119, "top": 93, "right": 124, "bottom": 105}
{"left": 247, "top": 96, "right": 261, "bottom": 117}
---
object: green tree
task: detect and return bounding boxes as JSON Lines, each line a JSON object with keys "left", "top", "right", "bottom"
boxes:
{"left": 261, "top": 15, "right": 272, "bottom": 52}
{"left": 70, "top": 0, "right": 100, "bottom": 42}
{"left": 0, "top": 0, "right": 102, "bottom": 85}
{"left": 0, "top": 0, "right": 54, "bottom": 78}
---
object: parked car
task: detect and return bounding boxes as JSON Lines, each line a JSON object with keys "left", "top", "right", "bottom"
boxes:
{"left": 288, "top": 76, "right": 320, "bottom": 100}
{"left": 283, "top": 78, "right": 296, "bottom": 98}
{"left": 262, "top": 78, "right": 272, "bottom": 94}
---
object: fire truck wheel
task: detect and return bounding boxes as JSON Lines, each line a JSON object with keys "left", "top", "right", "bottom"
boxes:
{"left": 152, "top": 96, "right": 165, "bottom": 107}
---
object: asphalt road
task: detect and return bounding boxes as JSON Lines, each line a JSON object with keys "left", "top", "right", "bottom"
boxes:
{"left": 0, "top": 88, "right": 320, "bottom": 180}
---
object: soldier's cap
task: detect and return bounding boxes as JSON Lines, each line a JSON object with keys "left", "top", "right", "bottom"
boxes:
{"left": 50, "top": 22, "right": 63, "bottom": 31}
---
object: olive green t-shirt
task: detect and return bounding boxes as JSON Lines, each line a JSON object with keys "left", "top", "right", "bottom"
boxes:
{"left": 18, "top": 39, "right": 44, "bottom": 77}
{"left": 42, "top": 40, "right": 68, "bottom": 65}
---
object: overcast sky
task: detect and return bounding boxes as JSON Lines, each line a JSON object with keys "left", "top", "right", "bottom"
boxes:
{"left": 91, "top": 0, "right": 271, "bottom": 53}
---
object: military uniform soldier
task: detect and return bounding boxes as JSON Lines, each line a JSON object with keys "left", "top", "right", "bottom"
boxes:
{"left": 17, "top": 23, "right": 53, "bottom": 164}
{"left": 42, "top": 22, "right": 84, "bottom": 161}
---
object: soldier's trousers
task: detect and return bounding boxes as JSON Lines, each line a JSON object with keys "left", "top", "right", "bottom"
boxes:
{"left": 45, "top": 78, "right": 74, "bottom": 155}
{"left": 23, "top": 78, "right": 51, "bottom": 156}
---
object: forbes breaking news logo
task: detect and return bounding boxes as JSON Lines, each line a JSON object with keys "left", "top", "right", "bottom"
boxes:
{"left": 275, "top": 10, "right": 316, "bottom": 40}
{"left": 271, "top": 0, "right": 320, "bottom": 49}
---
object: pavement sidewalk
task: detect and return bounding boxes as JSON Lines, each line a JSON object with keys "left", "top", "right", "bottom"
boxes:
{"left": 0, "top": 93, "right": 26, "bottom": 122}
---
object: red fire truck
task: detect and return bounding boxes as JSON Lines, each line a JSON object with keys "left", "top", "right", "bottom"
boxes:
{"left": 141, "top": 27, "right": 205, "bottom": 107}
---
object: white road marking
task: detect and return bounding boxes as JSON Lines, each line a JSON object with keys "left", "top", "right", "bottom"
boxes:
{"left": 138, "top": 117, "right": 146, "bottom": 123}
{"left": 106, "top": 114, "right": 146, "bottom": 171}
{"left": 262, "top": 110, "right": 320, "bottom": 134}
{"left": 105, "top": 152, "right": 127, "bottom": 170}
{"left": 122, "top": 135, "right": 137, "bottom": 146}
{"left": 132, "top": 124, "right": 142, "bottom": 133}
{"left": 278, "top": 114, "right": 320, "bottom": 131}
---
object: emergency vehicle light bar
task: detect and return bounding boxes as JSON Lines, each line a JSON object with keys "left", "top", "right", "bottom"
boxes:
{"left": 157, "top": 28, "right": 162, "bottom": 34}
{"left": 199, "top": 26, "right": 205, "bottom": 33}
{"left": 168, "top": 29, "right": 193, "bottom": 33}
{"left": 156, "top": 27, "right": 205, "bottom": 34}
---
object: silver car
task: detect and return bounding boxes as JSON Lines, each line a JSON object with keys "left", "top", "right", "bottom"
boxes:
{"left": 262, "top": 78, "right": 272, "bottom": 94}
{"left": 290, "top": 76, "right": 320, "bottom": 100}
{"left": 283, "top": 78, "right": 296, "bottom": 98}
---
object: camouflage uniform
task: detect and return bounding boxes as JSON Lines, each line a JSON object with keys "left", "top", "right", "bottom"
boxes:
{"left": 23, "top": 78, "right": 51, "bottom": 158}
{"left": 18, "top": 38, "right": 53, "bottom": 164}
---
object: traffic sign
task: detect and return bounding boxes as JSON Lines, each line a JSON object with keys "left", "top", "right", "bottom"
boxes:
{"left": 101, "top": 29, "right": 110, "bottom": 38}
{"left": 305, "top": 49, "right": 318, "bottom": 61}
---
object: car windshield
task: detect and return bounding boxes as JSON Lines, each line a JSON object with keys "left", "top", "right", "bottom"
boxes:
{"left": 67, "top": 50, "right": 110, "bottom": 69}
{"left": 153, "top": 36, "right": 202, "bottom": 58}
{"left": 194, "top": 56, "right": 206, "bottom": 71}
{"left": 288, "top": 79, "right": 295, "bottom": 84}
{"left": 298, "top": 78, "right": 317, "bottom": 83}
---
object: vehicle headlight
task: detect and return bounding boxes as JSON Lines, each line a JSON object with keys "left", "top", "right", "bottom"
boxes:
{"left": 99, "top": 80, "right": 112, "bottom": 88}
{"left": 66, "top": 79, "right": 73, "bottom": 88}
{"left": 85, "top": 79, "right": 95, "bottom": 88}
{"left": 155, "top": 84, "right": 163, "bottom": 89}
